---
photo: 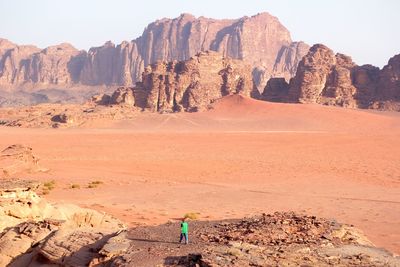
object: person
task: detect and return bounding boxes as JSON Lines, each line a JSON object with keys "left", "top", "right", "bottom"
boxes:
{"left": 179, "top": 218, "right": 189, "bottom": 244}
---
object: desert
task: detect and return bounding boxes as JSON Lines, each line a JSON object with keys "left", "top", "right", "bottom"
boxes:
{"left": 0, "top": 94, "right": 400, "bottom": 265}
{"left": 0, "top": 1, "right": 399, "bottom": 266}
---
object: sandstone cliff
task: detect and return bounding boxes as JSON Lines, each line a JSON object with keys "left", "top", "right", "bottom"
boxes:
{"left": 140, "top": 51, "right": 257, "bottom": 112}
{"left": 0, "top": 13, "right": 308, "bottom": 93}
{"left": 262, "top": 44, "right": 400, "bottom": 111}
{"left": 93, "top": 51, "right": 257, "bottom": 113}
{"left": 0, "top": 39, "right": 86, "bottom": 90}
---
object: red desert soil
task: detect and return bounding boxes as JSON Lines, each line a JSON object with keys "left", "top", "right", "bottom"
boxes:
{"left": 1, "top": 95, "right": 399, "bottom": 254}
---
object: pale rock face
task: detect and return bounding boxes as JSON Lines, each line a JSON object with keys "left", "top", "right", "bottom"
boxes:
{"left": 134, "top": 13, "right": 305, "bottom": 90}
{"left": 0, "top": 179, "right": 125, "bottom": 266}
{"left": 273, "top": 41, "right": 311, "bottom": 81}
{"left": 0, "top": 13, "right": 308, "bottom": 91}
{"left": 0, "top": 41, "right": 85, "bottom": 89}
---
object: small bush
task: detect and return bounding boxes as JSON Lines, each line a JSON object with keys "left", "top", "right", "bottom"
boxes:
{"left": 41, "top": 189, "right": 50, "bottom": 195}
{"left": 43, "top": 180, "right": 56, "bottom": 190}
{"left": 70, "top": 184, "right": 80, "bottom": 189}
{"left": 87, "top": 180, "right": 103, "bottom": 189}
{"left": 184, "top": 212, "right": 200, "bottom": 220}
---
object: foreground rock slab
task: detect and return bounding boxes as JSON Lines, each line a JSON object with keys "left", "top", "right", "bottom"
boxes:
{"left": 0, "top": 179, "right": 125, "bottom": 266}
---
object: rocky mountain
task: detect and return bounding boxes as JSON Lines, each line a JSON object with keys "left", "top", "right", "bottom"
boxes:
{"left": 0, "top": 13, "right": 308, "bottom": 94}
{"left": 262, "top": 44, "right": 400, "bottom": 111}
{"left": 0, "top": 40, "right": 86, "bottom": 90}
{"left": 91, "top": 51, "right": 257, "bottom": 113}
{"left": 140, "top": 51, "right": 257, "bottom": 112}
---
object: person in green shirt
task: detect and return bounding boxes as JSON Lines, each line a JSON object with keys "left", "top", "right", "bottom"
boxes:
{"left": 179, "top": 218, "right": 189, "bottom": 244}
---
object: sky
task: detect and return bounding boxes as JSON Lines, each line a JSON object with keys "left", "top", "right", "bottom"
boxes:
{"left": 0, "top": 0, "right": 399, "bottom": 67}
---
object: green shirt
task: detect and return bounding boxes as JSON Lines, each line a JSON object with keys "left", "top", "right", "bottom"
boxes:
{"left": 181, "top": 222, "right": 188, "bottom": 233}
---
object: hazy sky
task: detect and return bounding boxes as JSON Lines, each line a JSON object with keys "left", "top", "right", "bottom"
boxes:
{"left": 1, "top": 0, "right": 399, "bottom": 67}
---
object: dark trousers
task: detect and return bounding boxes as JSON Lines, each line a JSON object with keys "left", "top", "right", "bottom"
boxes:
{"left": 180, "top": 233, "right": 188, "bottom": 244}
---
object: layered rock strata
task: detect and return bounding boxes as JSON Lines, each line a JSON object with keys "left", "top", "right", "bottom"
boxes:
{"left": 0, "top": 13, "right": 308, "bottom": 92}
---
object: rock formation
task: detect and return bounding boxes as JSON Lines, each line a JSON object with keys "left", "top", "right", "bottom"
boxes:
{"left": 378, "top": 54, "right": 400, "bottom": 101}
{"left": 0, "top": 40, "right": 86, "bottom": 90}
{"left": 0, "top": 179, "right": 124, "bottom": 266}
{"left": 138, "top": 51, "right": 257, "bottom": 112}
{"left": 261, "top": 44, "right": 400, "bottom": 111}
{"left": 0, "top": 144, "right": 46, "bottom": 178}
{"left": 287, "top": 44, "right": 357, "bottom": 107}
{"left": 110, "top": 87, "right": 135, "bottom": 106}
{"left": 272, "top": 41, "right": 311, "bottom": 82}
{"left": 0, "top": 13, "right": 308, "bottom": 94}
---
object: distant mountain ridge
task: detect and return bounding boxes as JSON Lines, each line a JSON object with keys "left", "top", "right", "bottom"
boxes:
{"left": 0, "top": 13, "right": 309, "bottom": 92}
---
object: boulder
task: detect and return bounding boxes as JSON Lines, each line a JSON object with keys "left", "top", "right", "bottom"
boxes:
{"left": 110, "top": 87, "right": 135, "bottom": 106}
{"left": 91, "top": 94, "right": 111, "bottom": 105}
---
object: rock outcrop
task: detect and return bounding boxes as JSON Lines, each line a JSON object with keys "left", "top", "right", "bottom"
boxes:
{"left": 0, "top": 179, "right": 124, "bottom": 266}
{"left": 110, "top": 87, "right": 135, "bottom": 106}
{"left": 0, "top": 13, "right": 308, "bottom": 93}
{"left": 288, "top": 45, "right": 357, "bottom": 107}
{"left": 261, "top": 44, "right": 400, "bottom": 111}
{"left": 378, "top": 54, "right": 400, "bottom": 101}
{"left": 138, "top": 51, "right": 256, "bottom": 112}
{"left": 0, "top": 144, "right": 46, "bottom": 178}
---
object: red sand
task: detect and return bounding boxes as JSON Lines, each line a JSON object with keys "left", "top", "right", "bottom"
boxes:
{"left": 1, "top": 96, "right": 399, "bottom": 254}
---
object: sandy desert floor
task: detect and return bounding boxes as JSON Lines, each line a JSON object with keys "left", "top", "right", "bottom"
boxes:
{"left": 1, "top": 96, "right": 399, "bottom": 254}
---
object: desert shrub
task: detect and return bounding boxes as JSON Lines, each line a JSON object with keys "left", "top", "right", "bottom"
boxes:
{"left": 87, "top": 180, "right": 104, "bottom": 189}
{"left": 43, "top": 180, "right": 56, "bottom": 190}
{"left": 70, "top": 184, "right": 80, "bottom": 189}
{"left": 184, "top": 212, "right": 200, "bottom": 220}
